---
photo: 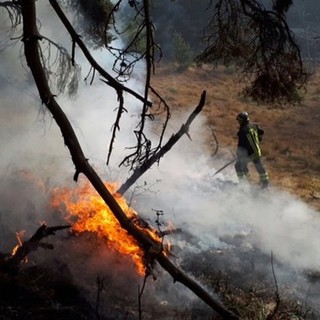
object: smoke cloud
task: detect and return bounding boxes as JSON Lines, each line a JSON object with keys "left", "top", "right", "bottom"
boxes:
{"left": 1, "top": 1, "right": 320, "bottom": 316}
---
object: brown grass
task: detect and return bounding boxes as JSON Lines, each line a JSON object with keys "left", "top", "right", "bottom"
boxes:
{"left": 151, "top": 63, "right": 320, "bottom": 211}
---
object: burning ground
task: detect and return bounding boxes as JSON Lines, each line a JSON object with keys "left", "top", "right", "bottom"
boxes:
{"left": 1, "top": 167, "right": 320, "bottom": 319}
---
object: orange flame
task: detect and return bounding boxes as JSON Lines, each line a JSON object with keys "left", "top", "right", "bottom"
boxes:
{"left": 50, "top": 181, "right": 165, "bottom": 276}
{"left": 11, "top": 230, "right": 27, "bottom": 261}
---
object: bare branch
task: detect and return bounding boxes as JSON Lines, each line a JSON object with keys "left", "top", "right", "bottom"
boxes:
{"left": 19, "top": 3, "right": 239, "bottom": 317}
{"left": 1, "top": 223, "right": 71, "bottom": 274}
{"left": 208, "top": 125, "right": 219, "bottom": 157}
{"left": 106, "top": 88, "right": 127, "bottom": 165}
{"left": 117, "top": 91, "right": 207, "bottom": 195}
{"left": 106, "top": 1, "right": 163, "bottom": 170}
{"left": 266, "top": 251, "right": 281, "bottom": 320}
{"left": 49, "top": 0, "right": 151, "bottom": 106}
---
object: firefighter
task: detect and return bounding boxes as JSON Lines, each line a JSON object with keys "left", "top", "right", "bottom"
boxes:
{"left": 235, "top": 111, "right": 269, "bottom": 189}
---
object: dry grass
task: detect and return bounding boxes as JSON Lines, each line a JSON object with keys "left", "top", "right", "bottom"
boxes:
{"left": 151, "top": 63, "right": 320, "bottom": 211}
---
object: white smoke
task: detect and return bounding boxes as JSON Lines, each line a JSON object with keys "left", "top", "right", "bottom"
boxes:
{"left": 0, "top": 1, "right": 320, "bottom": 315}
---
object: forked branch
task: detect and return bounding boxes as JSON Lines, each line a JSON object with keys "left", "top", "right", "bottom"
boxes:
{"left": 49, "top": 0, "right": 151, "bottom": 107}
{"left": 117, "top": 90, "right": 207, "bottom": 195}
{"left": 20, "top": 1, "right": 238, "bottom": 318}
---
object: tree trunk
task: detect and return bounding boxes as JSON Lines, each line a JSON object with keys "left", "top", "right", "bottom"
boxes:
{"left": 20, "top": 1, "right": 239, "bottom": 319}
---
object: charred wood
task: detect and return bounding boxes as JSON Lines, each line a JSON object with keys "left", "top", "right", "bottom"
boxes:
{"left": 0, "top": 223, "right": 71, "bottom": 274}
{"left": 20, "top": 1, "right": 239, "bottom": 318}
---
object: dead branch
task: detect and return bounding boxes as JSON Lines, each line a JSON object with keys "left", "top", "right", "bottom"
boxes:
{"left": 50, "top": 0, "right": 161, "bottom": 170}
{"left": 1, "top": 223, "right": 71, "bottom": 274}
{"left": 105, "top": 87, "right": 126, "bottom": 166}
{"left": 138, "top": 274, "right": 148, "bottom": 320}
{"left": 104, "top": 1, "right": 163, "bottom": 170}
{"left": 117, "top": 90, "right": 206, "bottom": 195}
{"left": 208, "top": 124, "right": 219, "bottom": 157}
{"left": 20, "top": 1, "right": 239, "bottom": 318}
{"left": 95, "top": 275, "right": 105, "bottom": 319}
{"left": 106, "top": 0, "right": 161, "bottom": 81}
{"left": 157, "top": 228, "right": 182, "bottom": 238}
{"left": 49, "top": 0, "right": 151, "bottom": 107}
{"left": 266, "top": 251, "right": 280, "bottom": 320}
{"left": 134, "top": 0, "right": 155, "bottom": 165}
{"left": 154, "top": 250, "right": 238, "bottom": 319}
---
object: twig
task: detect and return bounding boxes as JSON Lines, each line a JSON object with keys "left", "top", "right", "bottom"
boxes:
{"left": 138, "top": 274, "right": 148, "bottom": 320}
{"left": 95, "top": 275, "right": 105, "bottom": 320}
{"left": 117, "top": 91, "right": 207, "bottom": 195}
{"left": 266, "top": 251, "right": 280, "bottom": 319}
{"left": 2, "top": 223, "right": 71, "bottom": 274}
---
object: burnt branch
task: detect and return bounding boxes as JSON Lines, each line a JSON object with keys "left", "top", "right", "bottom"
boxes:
{"left": 266, "top": 251, "right": 281, "bottom": 319}
{"left": 19, "top": 2, "right": 239, "bottom": 318}
{"left": 154, "top": 250, "right": 239, "bottom": 319}
{"left": 148, "top": 86, "right": 171, "bottom": 150}
{"left": 1, "top": 223, "right": 71, "bottom": 274}
{"left": 95, "top": 275, "right": 105, "bottom": 319}
{"left": 46, "top": 0, "right": 167, "bottom": 173}
{"left": 0, "top": 2, "right": 21, "bottom": 25}
{"left": 117, "top": 90, "right": 207, "bottom": 196}
{"left": 138, "top": 274, "right": 149, "bottom": 320}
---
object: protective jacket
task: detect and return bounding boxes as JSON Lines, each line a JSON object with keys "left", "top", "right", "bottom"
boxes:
{"left": 237, "top": 122, "right": 264, "bottom": 158}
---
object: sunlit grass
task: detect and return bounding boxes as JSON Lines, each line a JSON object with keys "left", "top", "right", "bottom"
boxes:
{"left": 152, "top": 63, "right": 320, "bottom": 211}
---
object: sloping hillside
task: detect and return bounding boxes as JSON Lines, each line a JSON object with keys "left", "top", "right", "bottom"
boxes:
{"left": 151, "top": 64, "right": 320, "bottom": 211}
{"left": 1, "top": 64, "right": 320, "bottom": 320}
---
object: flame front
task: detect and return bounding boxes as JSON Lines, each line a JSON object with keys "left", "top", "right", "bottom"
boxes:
{"left": 50, "top": 181, "right": 162, "bottom": 276}
{"left": 11, "top": 230, "right": 26, "bottom": 257}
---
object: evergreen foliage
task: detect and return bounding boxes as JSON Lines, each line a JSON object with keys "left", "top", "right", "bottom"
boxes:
{"left": 172, "top": 31, "right": 193, "bottom": 69}
{"left": 64, "top": 0, "right": 114, "bottom": 48}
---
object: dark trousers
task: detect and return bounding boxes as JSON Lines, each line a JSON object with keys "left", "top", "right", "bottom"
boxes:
{"left": 235, "top": 156, "right": 269, "bottom": 185}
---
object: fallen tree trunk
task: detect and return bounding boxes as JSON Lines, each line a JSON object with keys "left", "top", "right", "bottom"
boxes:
{"left": 20, "top": 1, "right": 239, "bottom": 319}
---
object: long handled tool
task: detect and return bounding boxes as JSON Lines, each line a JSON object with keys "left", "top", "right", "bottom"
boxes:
{"left": 213, "top": 157, "right": 237, "bottom": 176}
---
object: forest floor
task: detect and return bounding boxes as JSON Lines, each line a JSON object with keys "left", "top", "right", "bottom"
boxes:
{"left": 1, "top": 64, "right": 320, "bottom": 320}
